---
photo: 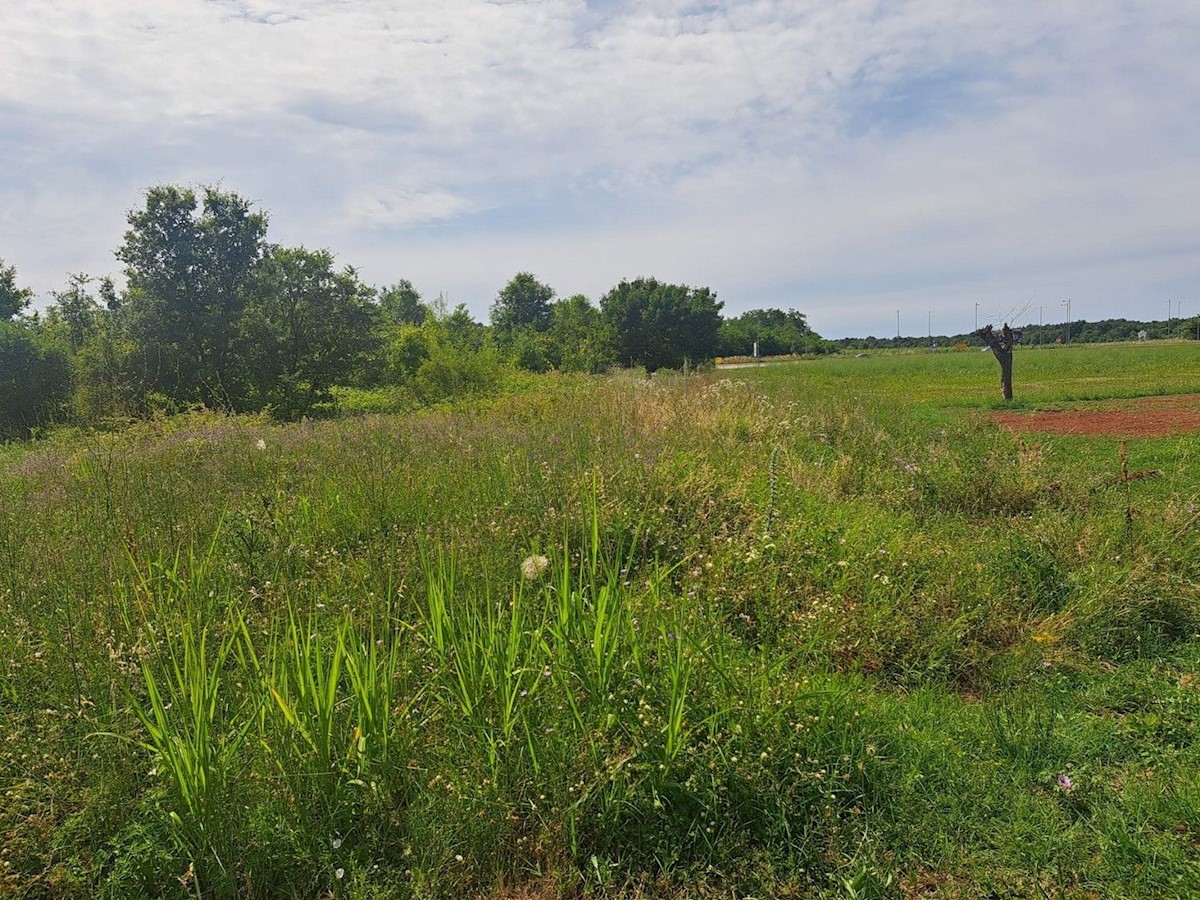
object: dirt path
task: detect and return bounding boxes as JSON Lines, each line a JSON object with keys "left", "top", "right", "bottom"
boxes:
{"left": 991, "top": 393, "right": 1200, "bottom": 437}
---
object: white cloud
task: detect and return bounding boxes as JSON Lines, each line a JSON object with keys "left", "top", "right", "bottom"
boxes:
{"left": 2, "top": 0, "right": 1199, "bottom": 336}
{"left": 345, "top": 188, "right": 472, "bottom": 229}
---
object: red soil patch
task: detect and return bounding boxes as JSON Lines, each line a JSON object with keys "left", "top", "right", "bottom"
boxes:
{"left": 991, "top": 393, "right": 1200, "bottom": 437}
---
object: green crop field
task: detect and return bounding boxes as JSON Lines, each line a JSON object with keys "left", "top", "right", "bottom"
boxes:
{"left": 2, "top": 343, "right": 1199, "bottom": 899}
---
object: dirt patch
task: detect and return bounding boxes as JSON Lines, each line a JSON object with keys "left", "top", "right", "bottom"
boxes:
{"left": 991, "top": 393, "right": 1200, "bottom": 437}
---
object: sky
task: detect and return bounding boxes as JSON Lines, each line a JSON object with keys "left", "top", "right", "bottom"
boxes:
{"left": 3, "top": 0, "right": 1199, "bottom": 339}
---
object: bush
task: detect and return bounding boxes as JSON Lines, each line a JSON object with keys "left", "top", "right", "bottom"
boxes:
{"left": 414, "top": 343, "right": 503, "bottom": 405}
{"left": 0, "top": 322, "right": 73, "bottom": 438}
{"left": 385, "top": 324, "right": 432, "bottom": 384}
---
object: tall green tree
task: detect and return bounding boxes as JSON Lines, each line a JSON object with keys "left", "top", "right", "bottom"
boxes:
{"left": 490, "top": 272, "right": 555, "bottom": 343}
{"left": 599, "top": 277, "right": 723, "bottom": 372}
{"left": 719, "top": 308, "right": 816, "bottom": 357}
{"left": 378, "top": 279, "right": 427, "bottom": 326}
{"left": 549, "top": 294, "right": 611, "bottom": 373}
{"left": 0, "top": 259, "right": 33, "bottom": 321}
{"left": 440, "top": 303, "right": 487, "bottom": 353}
{"left": 117, "top": 185, "right": 268, "bottom": 408}
{"left": 241, "top": 246, "right": 378, "bottom": 417}
{"left": 43, "top": 274, "right": 103, "bottom": 353}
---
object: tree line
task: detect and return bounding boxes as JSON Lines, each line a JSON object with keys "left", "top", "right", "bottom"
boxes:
{"left": 1, "top": 185, "right": 828, "bottom": 438}
{"left": 836, "top": 317, "right": 1199, "bottom": 351}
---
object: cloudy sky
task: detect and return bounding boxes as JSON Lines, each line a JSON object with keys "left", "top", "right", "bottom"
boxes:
{"left": 3, "top": 0, "right": 1198, "bottom": 338}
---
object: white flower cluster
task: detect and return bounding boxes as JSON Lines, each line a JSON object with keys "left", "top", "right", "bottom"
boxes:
{"left": 521, "top": 554, "right": 550, "bottom": 581}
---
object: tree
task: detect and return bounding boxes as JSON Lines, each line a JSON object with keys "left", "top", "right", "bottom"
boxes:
{"left": 490, "top": 272, "right": 554, "bottom": 343}
{"left": 117, "top": 185, "right": 268, "bottom": 408}
{"left": 378, "top": 279, "right": 427, "bottom": 326}
{"left": 441, "top": 303, "right": 487, "bottom": 353}
{"left": 43, "top": 274, "right": 103, "bottom": 352}
{"left": 385, "top": 325, "right": 432, "bottom": 384}
{"left": 974, "top": 323, "right": 1022, "bottom": 401}
{"left": 74, "top": 319, "right": 139, "bottom": 422}
{"left": 1, "top": 259, "right": 33, "bottom": 321}
{"left": 241, "top": 246, "right": 379, "bottom": 417}
{"left": 719, "top": 308, "right": 815, "bottom": 357}
{"left": 0, "top": 322, "right": 72, "bottom": 438}
{"left": 599, "top": 277, "right": 723, "bottom": 372}
{"left": 548, "top": 294, "right": 611, "bottom": 373}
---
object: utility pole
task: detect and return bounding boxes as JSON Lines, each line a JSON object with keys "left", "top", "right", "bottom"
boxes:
{"left": 1167, "top": 299, "right": 1172, "bottom": 339}
{"left": 1062, "top": 298, "right": 1071, "bottom": 345}
{"left": 974, "top": 302, "right": 979, "bottom": 331}
{"left": 896, "top": 309, "right": 900, "bottom": 339}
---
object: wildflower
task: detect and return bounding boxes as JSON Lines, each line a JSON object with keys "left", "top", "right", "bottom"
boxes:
{"left": 335, "top": 868, "right": 345, "bottom": 880}
{"left": 521, "top": 554, "right": 550, "bottom": 581}
{"left": 255, "top": 438, "right": 267, "bottom": 451}
{"left": 1057, "top": 773, "right": 1074, "bottom": 792}
{"left": 331, "top": 837, "right": 342, "bottom": 850}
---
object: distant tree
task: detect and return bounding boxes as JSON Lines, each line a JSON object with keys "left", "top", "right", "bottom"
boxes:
{"left": 719, "top": 308, "right": 815, "bottom": 357}
{"left": 549, "top": 294, "right": 611, "bottom": 373}
{"left": 117, "top": 185, "right": 268, "bottom": 408}
{"left": 98, "top": 276, "right": 120, "bottom": 312}
{"left": 241, "top": 246, "right": 378, "bottom": 417}
{"left": 0, "top": 322, "right": 72, "bottom": 438}
{"left": 600, "top": 277, "right": 723, "bottom": 372}
{"left": 378, "top": 279, "right": 427, "bottom": 326}
{"left": 385, "top": 324, "right": 432, "bottom": 384}
{"left": 75, "top": 319, "right": 140, "bottom": 422}
{"left": 43, "top": 274, "right": 103, "bottom": 352}
{"left": 490, "top": 272, "right": 555, "bottom": 345}
{"left": 441, "top": 303, "right": 488, "bottom": 353}
{"left": 0, "top": 259, "right": 33, "bottom": 321}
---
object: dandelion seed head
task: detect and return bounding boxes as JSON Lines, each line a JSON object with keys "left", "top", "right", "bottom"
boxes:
{"left": 521, "top": 554, "right": 550, "bottom": 581}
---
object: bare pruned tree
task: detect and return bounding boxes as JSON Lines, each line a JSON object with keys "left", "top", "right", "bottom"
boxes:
{"left": 974, "top": 323, "right": 1022, "bottom": 401}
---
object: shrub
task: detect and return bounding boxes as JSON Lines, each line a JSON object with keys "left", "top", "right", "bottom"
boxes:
{"left": 0, "top": 322, "right": 73, "bottom": 438}
{"left": 413, "top": 343, "right": 503, "bottom": 405}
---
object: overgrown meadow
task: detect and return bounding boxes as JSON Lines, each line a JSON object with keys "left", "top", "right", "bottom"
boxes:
{"left": 2, "top": 343, "right": 1199, "bottom": 898}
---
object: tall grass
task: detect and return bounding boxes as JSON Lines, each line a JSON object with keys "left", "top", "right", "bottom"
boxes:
{"left": 131, "top": 623, "right": 253, "bottom": 897}
{"left": 1, "top": 345, "right": 1199, "bottom": 897}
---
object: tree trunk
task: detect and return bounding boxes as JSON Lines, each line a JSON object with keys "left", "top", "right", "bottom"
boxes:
{"left": 998, "top": 350, "right": 1013, "bottom": 401}
{"left": 974, "top": 323, "right": 1022, "bottom": 402}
